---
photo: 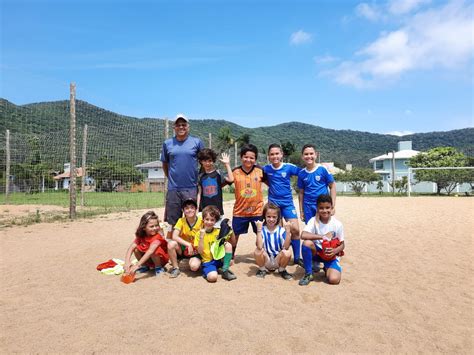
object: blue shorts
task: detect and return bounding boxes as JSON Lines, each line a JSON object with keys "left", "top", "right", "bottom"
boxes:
{"left": 303, "top": 202, "right": 317, "bottom": 223}
{"left": 269, "top": 200, "right": 298, "bottom": 220}
{"left": 201, "top": 260, "right": 223, "bottom": 277}
{"left": 232, "top": 216, "right": 262, "bottom": 236}
{"left": 313, "top": 254, "right": 342, "bottom": 273}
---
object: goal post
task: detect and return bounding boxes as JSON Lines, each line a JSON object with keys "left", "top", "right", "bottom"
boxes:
{"left": 407, "top": 166, "right": 474, "bottom": 197}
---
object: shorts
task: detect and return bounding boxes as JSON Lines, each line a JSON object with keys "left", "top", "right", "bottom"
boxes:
{"left": 201, "top": 259, "right": 223, "bottom": 278}
{"left": 232, "top": 216, "right": 262, "bottom": 236}
{"left": 269, "top": 200, "right": 298, "bottom": 220}
{"left": 264, "top": 253, "right": 279, "bottom": 271}
{"left": 165, "top": 189, "right": 197, "bottom": 226}
{"left": 303, "top": 202, "right": 317, "bottom": 224}
{"left": 313, "top": 254, "right": 342, "bottom": 273}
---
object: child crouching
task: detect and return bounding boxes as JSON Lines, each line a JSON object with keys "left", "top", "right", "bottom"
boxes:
{"left": 196, "top": 205, "right": 236, "bottom": 282}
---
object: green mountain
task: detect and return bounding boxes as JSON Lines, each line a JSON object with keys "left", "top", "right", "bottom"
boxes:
{"left": 1, "top": 98, "right": 473, "bottom": 168}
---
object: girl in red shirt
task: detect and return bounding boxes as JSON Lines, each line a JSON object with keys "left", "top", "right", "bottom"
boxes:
{"left": 124, "top": 211, "right": 169, "bottom": 276}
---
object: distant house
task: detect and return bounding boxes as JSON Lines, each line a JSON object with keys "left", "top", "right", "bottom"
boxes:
{"left": 369, "top": 141, "right": 419, "bottom": 182}
{"left": 53, "top": 163, "right": 94, "bottom": 190}
{"left": 135, "top": 160, "right": 165, "bottom": 192}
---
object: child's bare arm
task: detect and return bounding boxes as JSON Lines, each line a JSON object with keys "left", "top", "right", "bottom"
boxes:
{"left": 329, "top": 182, "right": 336, "bottom": 215}
{"left": 282, "top": 221, "right": 292, "bottom": 249}
{"left": 300, "top": 230, "right": 324, "bottom": 241}
{"left": 196, "top": 186, "right": 202, "bottom": 208}
{"left": 298, "top": 189, "right": 305, "bottom": 222}
{"left": 124, "top": 242, "right": 138, "bottom": 273}
{"left": 255, "top": 221, "right": 263, "bottom": 250}
{"left": 220, "top": 153, "right": 234, "bottom": 184}
{"left": 197, "top": 229, "right": 205, "bottom": 254}
{"left": 325, "top": 240, "right": 344, "bottom": 259}
{"left": 130, "top": 241, "right": 160, "bottom": 273}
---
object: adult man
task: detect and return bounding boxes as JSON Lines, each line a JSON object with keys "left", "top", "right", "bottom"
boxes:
{"left": 161, "top": 114, "right": 204, "bottom": 236}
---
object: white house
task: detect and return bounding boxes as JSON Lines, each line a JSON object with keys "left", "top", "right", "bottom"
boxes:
{"left": 135, "top": 160, "right": 165, "bottom": 192}
{"left": 369, "top": 141, "right": 419, "bottom": 182}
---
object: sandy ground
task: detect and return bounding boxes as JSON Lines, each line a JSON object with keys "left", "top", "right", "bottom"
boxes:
{"left": 0, "top": 197, "right": 472, "bottom": 354}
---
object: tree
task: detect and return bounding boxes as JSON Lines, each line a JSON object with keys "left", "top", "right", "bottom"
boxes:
{"left": 215, "top": 126, "right": 234, "bottom": 153}
{"left": 394, "top": 176, "right": 408, "bottom": 194}
{"left": 235, "top": 133, "right": 251, "bottom": 148}
{"left": 281, "top": 141, "right": 297, "bottom": 161}
{"left": 88, "top": 158, "right": 144, "bottom": 192}
{"left": 409, "top": 147, "right": 469, "bottom": 195}
{"left": 334, "top": 168, "right": 380, "bottom": 196}
{"left": 376, "top": 180, "right": 384, "bottom": 194}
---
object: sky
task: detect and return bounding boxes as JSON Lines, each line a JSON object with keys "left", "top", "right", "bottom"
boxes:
{"left": 1, "top": 0, "right": 473, "bottom": 135}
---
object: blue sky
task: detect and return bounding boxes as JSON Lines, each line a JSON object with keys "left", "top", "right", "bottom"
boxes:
{"left": 1, "top": 0, "right": 473, "bottom": 134}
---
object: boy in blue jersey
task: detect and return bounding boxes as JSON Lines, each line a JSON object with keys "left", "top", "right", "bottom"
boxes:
{"left": 263, "top": 143, "right": 303, "bottom": 265}
{"left": 297, "top": 144, "right": 336, "bottom": 224}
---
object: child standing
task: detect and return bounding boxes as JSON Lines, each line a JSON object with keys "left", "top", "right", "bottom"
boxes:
{"left": 197, "top": 149, "right": 234, "bottom": 216}
{"left": 254, "top": 202, "right": 293, "bottom": 280}
{"left": 263, "top": 143, "right": 302, "bottom": 265}
{"left": 124, "top": 211, "right": 169, "bottom": 277}
{"left": 229, "top": 144, "right": 266, "bottom": 257}
{"left": 299, "top": 195, "right": 345, "bottom": 286}
{"left": 195, "top": 205, "right": 236, "bottom": 282}
{"left": 297, "top": 144, "right": 336, "bottom": 223}
{"left": 167, "top": 198, "right": 203, "bottom": 278}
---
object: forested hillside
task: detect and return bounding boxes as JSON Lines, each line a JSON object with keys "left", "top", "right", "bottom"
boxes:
{"left": 1, "top": 98, "right": 472, "bottom": 167}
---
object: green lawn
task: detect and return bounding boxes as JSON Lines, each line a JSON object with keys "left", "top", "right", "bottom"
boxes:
{"left": 1, "top": 191, "right": 237, "bottom": 209}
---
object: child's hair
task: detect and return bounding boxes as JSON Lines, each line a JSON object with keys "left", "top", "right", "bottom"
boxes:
{"left": 317, "top": 194, "right": 333, "bottom": 206}
{"left": 267, "top": 143, "right": 282, "bottom": 153}
{"left": 202, "top": 205, "right": 220, "bottom": 221}
{"left": 197, "top": 148, "right": 218, "bottom": 162}
{"left": 301, "top": 143, "right": 316, "bottom": 154}
{"left": 182, "top": 198, "right": 198, "bottom": 210}
{"left": 136, "top": 210, "right": 159, "bottom": 238}
{"left": 262, "top": 202, "right": 282, "bottom": 225}
{"left": 240, "top": 143, "right": 258, "bottom": 159}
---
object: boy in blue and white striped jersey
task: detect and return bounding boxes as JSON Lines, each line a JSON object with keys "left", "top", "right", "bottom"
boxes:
{"left": 253, "top": 202, "right": 292, "bottom": 280}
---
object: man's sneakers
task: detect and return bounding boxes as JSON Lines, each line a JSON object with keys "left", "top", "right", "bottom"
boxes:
{"left": 279, "top": 269, "right": 293, "bottom": 280}
{"left": 169, "top": 267, "right": 181, "bottom": 278}
{"left": 298, "top": 273, "right": 314, "bottom": 286}
{"left": 256, "top": 269, "right": 267, "bottom": 278}
{"left": 222, "top": 269, "right": 237, "bottom": 281}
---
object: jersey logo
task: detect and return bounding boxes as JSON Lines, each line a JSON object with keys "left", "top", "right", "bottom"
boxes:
{"left": 241, "top": 188, "right": 257, "bottom": 198}
{"left": 281, "top": 172, "right": 287, "bottom": 178}
{"left": 316, "top": 175, "right": 321, "bottom": 181}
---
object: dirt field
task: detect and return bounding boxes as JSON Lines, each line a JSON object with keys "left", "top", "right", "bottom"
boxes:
{"left": 1, "top": 197, "right": 472, "bottom": 353}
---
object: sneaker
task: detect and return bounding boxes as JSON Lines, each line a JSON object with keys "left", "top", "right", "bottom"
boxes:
{"left": 279, "top": 269, "right": 293, "bottom": 280}
{"left": 256, "top": 269, "right": 267, "bottom": 278}
{"left": 222, "top": 269, "right": 237, "bottom": 281}
{"left": 169, "top": 267, "right": 180, "bottom": 278}
{"left": 294, "top": 259, "right": 305, "bottom": 268}
{"left": 136, "top": 265, "right": 150, "bottom": 273}
{"left": 155, "top": 266, "right": 165, "bottom": 276}
{"left": 298, "top": 273, "right": 314, "bottom": 286}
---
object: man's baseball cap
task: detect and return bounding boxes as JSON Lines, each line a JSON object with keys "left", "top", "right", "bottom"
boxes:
{"left": 174, "top": 114, "right": 189, "bottom": 124}
{"left": 181, "top": 198, "right": 197, "bottom": 209}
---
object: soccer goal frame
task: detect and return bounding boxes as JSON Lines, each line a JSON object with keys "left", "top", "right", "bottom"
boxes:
{"left": 407, "top": 167, "right": 474, "bottom": 197}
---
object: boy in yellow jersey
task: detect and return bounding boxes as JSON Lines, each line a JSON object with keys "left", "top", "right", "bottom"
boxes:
{"left": 228, "top": 144, "right": 266, "bottom": 258}
{"left": 195, "top": 205, "right": 236, "bottom": 282}
{"left": 167, "top": 198, "right": 202, "bottom": 278}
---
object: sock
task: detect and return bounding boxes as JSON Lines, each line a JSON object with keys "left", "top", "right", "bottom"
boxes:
{"left": 291, "top": 239, "right": 301, "bottom": 261}
{"left": 302, "top": 245, "right": 313, "bottom": 275}
{"left": 222, "top": 252, "right": 232, "bottom": 271}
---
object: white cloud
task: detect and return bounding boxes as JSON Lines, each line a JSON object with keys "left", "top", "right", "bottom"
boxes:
{"left": 327, "top": 0, "right": 474, "bottom": 88}
{"left": 356, "top": 3, "right": 382, "bottom": 21}
{"left": 386, "top": 130, "right": 415, "bottom": 136}
{"left": 290, "top": 30, "right": 312, "bottom": 45}
{"left": 314, "top": 55, "right": 338, "bottom": 64}
{"left": 389, "top": 0, "right": 431, "bottom": 15}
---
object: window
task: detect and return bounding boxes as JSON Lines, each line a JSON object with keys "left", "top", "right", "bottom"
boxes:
{"left": 375, "top": 161, "right": 383, "bottom": 170}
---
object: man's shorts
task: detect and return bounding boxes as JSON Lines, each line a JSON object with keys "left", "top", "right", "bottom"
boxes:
{"left": 232, "top": 216, "right": 262, "bottom": 236}
{"left": 165, "top": 189, "right": 197, "bottom": 226}
{"left": 201, "top": 259, "right": 223, "bottom": 278}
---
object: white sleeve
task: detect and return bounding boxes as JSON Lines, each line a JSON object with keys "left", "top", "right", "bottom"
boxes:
{"left": 304, "top": 217, "right": 317, "bottom": 233}
{"left": 336, "top": 222, "right": 345, "bottom": 242}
